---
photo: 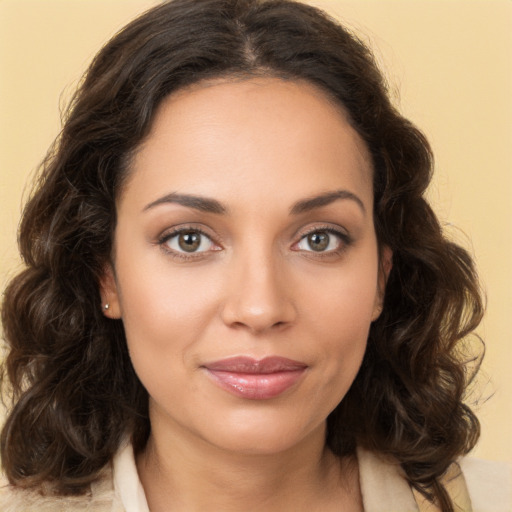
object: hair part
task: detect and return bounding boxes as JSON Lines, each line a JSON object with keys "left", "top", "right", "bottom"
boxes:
{"left": 1, "top": 1, "right": 483, "bottom": 509}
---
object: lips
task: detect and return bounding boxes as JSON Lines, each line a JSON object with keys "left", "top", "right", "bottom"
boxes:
{"left": 202, "top": 356, "right": 307, "bottom": 400}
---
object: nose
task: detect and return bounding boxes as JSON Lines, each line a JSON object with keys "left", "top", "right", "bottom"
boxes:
{"left": 220, "top": 250, "right": 297, "bottom": 334}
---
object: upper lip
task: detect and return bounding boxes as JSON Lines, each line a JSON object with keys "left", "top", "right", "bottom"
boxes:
{"left": 203, "top": 356, "right": 307, "bottom": 374}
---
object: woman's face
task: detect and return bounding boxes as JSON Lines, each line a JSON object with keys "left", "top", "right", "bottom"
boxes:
{"left": 102, "top": 77, "right": 390, "bottom": 455}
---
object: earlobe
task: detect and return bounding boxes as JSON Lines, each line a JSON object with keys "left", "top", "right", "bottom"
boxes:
{"left": 372, "top": 245, "right": 393, "bottom": 321}
{"left": 99, "top": 263, "right": 122, "bottom": 319}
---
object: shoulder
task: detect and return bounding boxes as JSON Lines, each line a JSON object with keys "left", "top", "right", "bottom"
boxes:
{"left": 459, "top": 456, "right": 512, "bottom": 512}
{"left": 0, "top": 468, "right": 125, "bottom": 512}
{"left": 357, "top": 447, "right": 512, "bottom": 512}
{"left": 357, "top": 446, "right": 419, "bottom": 511}
{"left": 0, "top": 481, "right": 88, "bottom": 512}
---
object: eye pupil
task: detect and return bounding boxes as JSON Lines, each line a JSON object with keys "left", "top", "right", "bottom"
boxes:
{"left": 178, "top": 231, "right": 201, "bottom": 252}
{"left": 308, "top": 232, "right": 329, "bottom": 251}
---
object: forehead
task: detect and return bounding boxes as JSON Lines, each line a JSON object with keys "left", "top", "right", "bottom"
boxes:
{"left": 123, "top": 77, "right": 373, "bottom": 211}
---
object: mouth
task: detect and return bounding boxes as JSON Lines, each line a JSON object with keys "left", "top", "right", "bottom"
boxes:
{"left": 202, "top": 356, "right": 308, "bottom": 400}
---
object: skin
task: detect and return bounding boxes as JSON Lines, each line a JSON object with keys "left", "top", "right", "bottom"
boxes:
{"left": 101, "top": 77, "right": 391, "bottom": 512}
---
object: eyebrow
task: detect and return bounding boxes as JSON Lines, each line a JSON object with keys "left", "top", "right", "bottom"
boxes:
{"left": 290, "top": 190, "right": 366, "bottom": 216}
{"left": 143, "top": 189, "right": 365, "bottom": 216}
{"left": 143, "top": 193, "right": 227, "bottom": 214}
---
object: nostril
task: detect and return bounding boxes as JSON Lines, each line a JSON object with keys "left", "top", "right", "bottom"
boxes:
{"left": 231, "top": 321, "right": 247, "bottom": 330}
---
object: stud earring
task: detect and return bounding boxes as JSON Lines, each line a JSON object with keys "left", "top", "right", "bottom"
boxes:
{"left": 103, "top": 303, "right": 110, "bottom": 311}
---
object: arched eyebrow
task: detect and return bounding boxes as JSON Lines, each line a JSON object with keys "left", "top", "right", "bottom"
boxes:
{"left": 143, "top": 193, "right": 227, "bottom": 214}
{"left": 142, "top": 189, "right": 365, "bottom": 216}
{"left": 290, "top": 190, "right": 366, "bottom": 216}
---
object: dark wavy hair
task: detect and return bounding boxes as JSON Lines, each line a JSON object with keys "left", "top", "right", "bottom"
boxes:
{"left": 1, "top": 0, "right": 483, "bottom": 509}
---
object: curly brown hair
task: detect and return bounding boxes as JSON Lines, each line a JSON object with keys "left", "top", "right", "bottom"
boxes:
{"left": 1, "top": 0, "right": 483, "bottom": 509}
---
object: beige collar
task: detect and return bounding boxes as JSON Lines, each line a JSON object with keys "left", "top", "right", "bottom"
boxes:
{"left": 114, "top": 443, "right": 472, "bottom": 512}
{"left": 357, "top": 446, "right": 473, "bottom": 512}
{"left": 113, "top": 441, "right": 150, "bottom": 512}
{"left": 357, "top": 446, "right": 419, "bottom": 511}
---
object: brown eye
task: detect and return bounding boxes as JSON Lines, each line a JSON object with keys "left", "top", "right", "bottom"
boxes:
{"left": 296, "top": 229, "right": 345, "bottom": 253}
{"left": 163, "top": 229, "right": 216, "bottom": 254}
{"left": 307, "top": 232, "right": 329, "bottom": 251}
{"left": 178, "top": 231, "right": 201, "bottom": 252}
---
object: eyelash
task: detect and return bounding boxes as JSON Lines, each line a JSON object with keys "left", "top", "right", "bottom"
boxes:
{"left": 157, "top": 226, "right": 220, "bottom": 260}
{"left": 294, "top": 225, "right": 352, "bottom": 257}
{"left": 156, "top": 224, "right": 352, "bottom": 261}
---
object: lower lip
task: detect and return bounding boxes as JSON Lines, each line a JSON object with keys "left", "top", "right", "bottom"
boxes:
{"left": 205, "top": 369, "right": 306, "bottom": 400}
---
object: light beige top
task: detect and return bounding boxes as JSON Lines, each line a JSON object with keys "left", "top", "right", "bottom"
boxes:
{"left": 1, "top": 442, "right": 510, "bottom": 511}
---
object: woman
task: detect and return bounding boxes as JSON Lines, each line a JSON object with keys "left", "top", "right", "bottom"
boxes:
{"left": 1, "top": 0, "right": 509, "bottom": 510}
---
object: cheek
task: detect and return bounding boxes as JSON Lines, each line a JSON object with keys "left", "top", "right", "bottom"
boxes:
{"left": 302, "top": 251, "right": 379, "bottom": 392}
{"left": 117, "top": 248, "right": 221, "bottom": 330}
{"left": 303, "top": 251, "right": 380, "bottom": 333}
{"left": 117, "top": 275, "right": 211, "bottom": 410}
{"left": 113, "top": 252, "right": 223, "bottom": 381}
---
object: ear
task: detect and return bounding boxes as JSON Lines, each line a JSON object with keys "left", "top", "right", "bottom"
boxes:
{"left": 99, "top": 263, "right": 122, "bottom": 319}
{"left": 372, "top": 245, "right": 393, "bottom": 321}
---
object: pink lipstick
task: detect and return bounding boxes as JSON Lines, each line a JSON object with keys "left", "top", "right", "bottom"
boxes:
{"left": 203, "top": 356, "right": 307, "bottom": 400}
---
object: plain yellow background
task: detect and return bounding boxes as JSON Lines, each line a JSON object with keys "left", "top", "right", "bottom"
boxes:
{"left": 0, "top": 0, "right": 510, "bottom": 462}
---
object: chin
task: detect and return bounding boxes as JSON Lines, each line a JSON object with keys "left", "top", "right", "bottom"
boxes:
{"left": 192, "top": 407, "right": 327, "bottom": 457}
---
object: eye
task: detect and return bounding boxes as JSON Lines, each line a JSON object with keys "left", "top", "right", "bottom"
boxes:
{"left": 162, "top": 229, "right": 217, "bottom": 254}
{"left": 295, "top": 229, "right": 346, "bottom": 252}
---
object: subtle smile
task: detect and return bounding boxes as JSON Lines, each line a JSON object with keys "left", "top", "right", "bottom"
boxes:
{"left": 202, "top": 356, "right": 308, "bottom": 400}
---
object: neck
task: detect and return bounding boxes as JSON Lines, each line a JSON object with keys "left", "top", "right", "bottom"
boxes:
{"left": 136, "top": 415, "right": 361, "bottom": 512}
